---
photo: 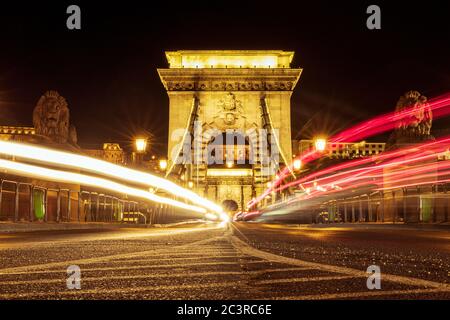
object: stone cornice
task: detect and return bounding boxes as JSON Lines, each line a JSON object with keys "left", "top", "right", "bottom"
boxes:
{"left": 157, "top": 68, "right": 302, "bottom": 92}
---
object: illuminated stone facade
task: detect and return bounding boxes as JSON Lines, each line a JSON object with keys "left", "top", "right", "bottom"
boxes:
{"left": 158, "top": 50, "right": 302, "bottom": 210}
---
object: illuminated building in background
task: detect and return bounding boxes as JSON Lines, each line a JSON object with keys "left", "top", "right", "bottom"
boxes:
{"left": 84, "top": 143, "right": 127, "bottom": 165}
{"left": 294, "top": 139, "right": 386, "bottom": 160}
{"left": 158, "top": 50, "right": 302, "bottom": 211}
{"left": 0, "top": 126, "right": 36, "bottom": 142}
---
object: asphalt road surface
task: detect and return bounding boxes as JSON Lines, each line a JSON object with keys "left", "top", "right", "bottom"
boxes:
{"left": 0, "top": 222, "right": 449, "bottom": 299}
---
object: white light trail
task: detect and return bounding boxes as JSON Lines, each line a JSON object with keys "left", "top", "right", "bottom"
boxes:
{"left": 0, "top": 141, "right": 222, "bottom": 214}
{"left": 0, "top": 159, "right": 208, "bottom": 215}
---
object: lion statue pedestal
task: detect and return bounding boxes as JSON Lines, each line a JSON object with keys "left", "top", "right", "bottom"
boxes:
{"left": 30, "top": 90, "right": 81, "bottom": 221}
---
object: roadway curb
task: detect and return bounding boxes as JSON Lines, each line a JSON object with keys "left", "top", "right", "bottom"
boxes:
{"left": 263, "top": 222, "right": 450, "bottom": 231}
{"left": 0, "top": 220, "right": 206, "bottom": 233}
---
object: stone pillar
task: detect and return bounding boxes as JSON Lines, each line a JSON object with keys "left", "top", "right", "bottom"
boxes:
{"left": 240, "top": 185, "right": 244, "bottom": 211}
{"left": 344, "top": 200, "right": 348, "bottom": 222}
{"left": 351, "top": 200, "right": 355, "bottom": 222}
{"left": 359, "top": 197, "right": 363, "bottom": 222}
{"left": 403, "top": 188, "right": 407, "bottom": 222}
{"left": 392, "top": 191, "right": 397, "bottom": 223}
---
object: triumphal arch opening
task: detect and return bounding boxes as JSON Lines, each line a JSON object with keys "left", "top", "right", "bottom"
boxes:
{"left": 158, "top": 50, "right": 302, "bottom": 211}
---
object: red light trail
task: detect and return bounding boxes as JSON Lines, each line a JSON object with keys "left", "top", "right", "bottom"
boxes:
{"left": 248, "top": 92, "right": 450, "bottom": 210}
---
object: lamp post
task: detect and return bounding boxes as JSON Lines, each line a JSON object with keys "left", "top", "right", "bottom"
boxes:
{"left": 135, "top": 138, "right": 147, "bottom": 153}
{"left": 133, "top": 137, "right": 148, "bottom": 166}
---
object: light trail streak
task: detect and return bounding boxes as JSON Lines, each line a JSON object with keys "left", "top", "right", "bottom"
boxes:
{"left": 0, "top": 140, "right": 223, "bottom": 214}
{"left": 283, "top": 138, "right": 450, "bottom": 192}
{"left": 297, "top": 166, "right": 449, "bottom": 203}
{"left": 249, "top": 93, "right": 450, "bottom": 209}
{"left": 256, "top": 137, "right": 450, "bottom": 207}
{"left": 298, "top": 152, "right": 439, "bottom": 194}
{"left": 244, "top": 138, "right": 450, "bottom": 220}
{"left": 255, "top": 168, "right": 450, "bottom": 220}
{"left": 0, "top": 159, "right": 208, "bottom": 215}
{"left": 376, "top": 178, "right": 450, "bottom": 191}
{"left": 286, "top": 149, "right": 450, "bottom": 205}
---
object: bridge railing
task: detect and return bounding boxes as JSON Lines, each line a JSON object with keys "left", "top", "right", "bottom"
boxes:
{"left": 317, "top": 183, "right": 450, "bottom": 224}
{"left": 0, "top": 178, "right": 176, "bottom": 224}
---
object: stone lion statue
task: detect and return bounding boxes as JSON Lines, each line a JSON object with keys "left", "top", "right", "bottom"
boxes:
{"left": 33, "top": 90, "right": 78, "bottom": 145}
{"left": 395, "top": 90, "right": 432, "bottom": 136}
{"left": 387, "top": 90, "right": 433, "bottom": 147}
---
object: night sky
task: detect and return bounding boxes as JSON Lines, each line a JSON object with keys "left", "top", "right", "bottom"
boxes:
{"left": 0, "top": 1, "right": 449, "bottom": 155}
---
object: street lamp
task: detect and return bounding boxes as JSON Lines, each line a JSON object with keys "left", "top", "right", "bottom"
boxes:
{"left": 135, "top": 138, "right": 148, "bottom": 153}
{"left": 159, "top": 159, "right": 168, "bottom": 171}
{"left": 314, "top": 138, "right": 327, "bottom": 152}
{"left": 226, "top": 161, "right": 233, "bottom": 168}
{"left": 188, "top": 181, "right": 194, "bottom": 189}
{"left": 293, "top": 159, "right": 302, "bottom": 171}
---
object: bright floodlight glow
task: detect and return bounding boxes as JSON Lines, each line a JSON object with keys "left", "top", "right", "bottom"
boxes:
{"left": 0, "top": 140, "right": 223, "bottom": 214}
{"left": 219, "top": 212, "right": 230, "bottom": 223}
{"left": 293, "top": 159, "right": 302, "bottom": 170}
{"left": 207, "top": 169, "right": 252, "bottom": 177}
{"left": 218, "top": 212, "right": 230, "bottom": 228}
{"left": 0, "top": 159, "right": 206, "bottom": 214}
{"left": 135, "top": 138, "right": 148, "bottom": 153}
{"left": 204, "top": 213, "right": 218, "bottom": 221}
{"left": 226, "top": 161, "right": 234, "bottom": 168}
{"left": 159, "top": 159, "right": 168, "bottom": 170}
{"left": 314, "top": 138, "right": 327, "bottom": 152}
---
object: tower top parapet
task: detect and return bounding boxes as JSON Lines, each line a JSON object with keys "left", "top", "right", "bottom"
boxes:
{"left": 165, "top": 50, "right": 295, "bottom": 69}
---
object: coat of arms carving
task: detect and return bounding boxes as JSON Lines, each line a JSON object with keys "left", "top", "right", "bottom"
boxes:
{"left": 207, "top": 93, "right": 251, "bottom": 130}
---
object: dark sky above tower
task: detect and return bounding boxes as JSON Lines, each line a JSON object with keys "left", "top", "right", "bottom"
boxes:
{"left": 0, "top": 1, "right": 449, "bottom": 154}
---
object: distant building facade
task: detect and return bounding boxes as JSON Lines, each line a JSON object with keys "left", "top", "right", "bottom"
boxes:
{"left": 294, "top": 139, "right": 386, "bottom": 159}
{"left": 84, "top": 143, "right": 127, "bottom": 165}
{"left": 0, "top": 126, "right": 36, "bottom": 141}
